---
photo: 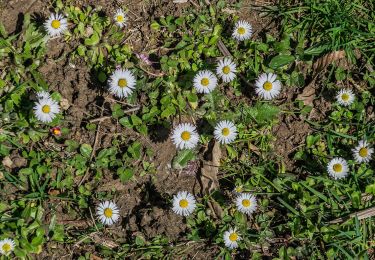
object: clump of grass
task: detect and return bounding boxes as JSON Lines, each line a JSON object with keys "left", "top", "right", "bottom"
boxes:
{"left": 264, "top": 0, "right": 375, "bottom": 63}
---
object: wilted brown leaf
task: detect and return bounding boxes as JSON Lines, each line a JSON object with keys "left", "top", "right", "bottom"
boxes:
{"left": 199, "top": 141, "right": 223, "bottom": 218}
{"left": 297, "top": 50, "right": 347, "bottom": 106}
{"left": 313, "top": 50, "right": 346, "bottom": 72}
{"left": 2, "top": 156, "right": 13, "bottom": 168}
{"left": 296, "top": 80, "right": 318, "bottom": 106}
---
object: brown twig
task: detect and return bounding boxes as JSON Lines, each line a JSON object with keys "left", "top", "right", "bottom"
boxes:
{"left": 189, "top": 0, "right": 200, "bottom": 8}
{"left": 88, "top": 106, "right": 141, "bottom": 123}
{"left": 89, "top": 116, "right": 112, "bottom": 123}
{"left": 137, "top": 66, "right": 165, "bottom": 77}
{"left": 328, "top": 206, "right": 375, "bottom": 224}
{"left": 104, "top": 96, "right": 138, "bottom": 107}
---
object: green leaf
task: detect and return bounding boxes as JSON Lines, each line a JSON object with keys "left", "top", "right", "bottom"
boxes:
{"left": 119, "top": 117, "right": 132, "bottom": 128}
{"left": 130, "top": 114, "right": 142, "bottom": 126}
{"left": 80, "top": 144, "right": 93, "bottom": 158}
{"left": 172, "top": 149, "right": 195, "bottom": 169}
{"left": 77, "top": 45, "right": 86, "bottom": 56}
{"left": 269, "top": 55, "right": 295, "bottom": 69}
{"left": 84, "top": 31, "right": 100, "bottom": 46}
{"left": 117, "top": 167, "right": 134, "bottom": 183}
{"left": 151, "top": 21, "right": 160, "bottom": 31}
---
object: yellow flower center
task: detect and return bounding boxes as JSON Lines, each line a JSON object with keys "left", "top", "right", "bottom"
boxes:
{"left": 229, "top": 233, "right": 238, "bottom": 242}
{"left": 42, "top": 105, "right": 51, "bottom": 113}
{"left": 242, "top": 199, "right": 251, "bottom": 207}
{"left": 341, "top": 93, "right": 350, "bottom": 101}
{"left": 237, "top": 27, "right": 245, "bottom": 35}
{"left": 104, "top": 208, "right": 113, "bottom": 218}
{"left": 2, "top": 243, "right": 11, "bottom": 252}
{"left": 333, "top": 163, "right": 342, "bottom": 173}
{"left": 221, "top": 127, "right": 230, "bottom": 136}
{"left": 51, "top": 20, "right": 61, "bottom": 29}
{"left": 179, "top": 199, "right": 189, "bottom": 208}
{"left": 118, "top": 78, "right": 128, "bottom": 88}
{"left": 263, "top": 81, "right": 273, "bottom": 91}
{"left": 359, "top": 147, "right": 368, "bottom": 157}
{"left": 116, "top": 15, "right": 124, "bottom": 22}
{"left": 201, "top": 78, "right": 210, "bottom": 87}
{"left": 181, "top": 131, "right": 191, "bottom": 141}
{"left": 222, "top": 66, "right": 231, "bottom": 74}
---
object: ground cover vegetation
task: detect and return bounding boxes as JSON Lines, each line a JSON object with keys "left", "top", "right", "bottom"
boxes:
{"left": 0, "top": 0, "right": 374, "bottom": 259}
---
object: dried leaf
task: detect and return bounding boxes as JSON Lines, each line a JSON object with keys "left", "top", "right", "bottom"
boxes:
{"left": 90, "top": 255, "right": 103, "bottom": 260}
{"left": 2, "top": 156, "right": 13, "bottom": 168}
{"left": 60, "top": 98, "right": 70, "bottom": 110}
{"left": 48, "top": 189, "right": 61, "bottom": 196}
{"left": 90, "top": 233, "right": 119, "bottom": 249}
{"left": 199, "top": 141, "right": 223, "bottom": 218}
{"left": 313, "top": 50, "right": 346, "bottom": 72}
{"left": 296, "top": 80, "right": 318, "bottom": 106}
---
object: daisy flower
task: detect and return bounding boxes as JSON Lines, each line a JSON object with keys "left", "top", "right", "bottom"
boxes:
{"left": 0, "top": 238, "right": 15, "bottom": 256}
{"left": 352, "top": 140, "right": 373, "bottom": 163}
{"left": 336, "top": 89, "right": 355, "bottom": 106}
{"left": 216, "top": 58, "right": 237, "bottom": 83}
{"left": 255, "top": 73, "right": 282, "bottom": 100}
{"left": 232, "top": 20, "right": 252, "bottom": 41}
{"left": 193, "top": 70, "right": 218, "bottom": 94}
{"left": 172, "top": 191, "right": 197, "bottom": 216}
{"left": 171, "top": 123, "right": 199, "bottom": 150}
{"left": 223, "top": 228, "right": 241, "bottom": 249}
{"left": 33, "top": 96, "right": 60, "bottom": 123}
{"left": 235, "top": 193, "right": 257, "bottom": 215}
{"left": 114, "top": 9, "right": 126, "bottom": 28}
{"left": 108, "top": 68, "right": 136, "bottom": 98}
{"left": 214, "top": 120, "right": 238, "bottom": 144}
{"left": 327, "top": 157, "right": 349, "bottom": 180}
{"left": 96, "top": 201, "right": 120, "bottom": 226}
{"left": 44, "top": 13, "right": 68, "bottom": 37}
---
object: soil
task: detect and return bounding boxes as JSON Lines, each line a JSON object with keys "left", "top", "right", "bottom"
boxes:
{"left": 0, "top": 0, "right": 323, "bottom": 259}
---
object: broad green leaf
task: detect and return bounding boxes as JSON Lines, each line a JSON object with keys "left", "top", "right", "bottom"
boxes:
{"left": 80, "top": 144, "right": 92, "bottom": 158}
{"left": 84, "top": 31, "right": 100, "bottom": 46}
{"left": 269, "top": 55, "right": 295, "bottom": 69}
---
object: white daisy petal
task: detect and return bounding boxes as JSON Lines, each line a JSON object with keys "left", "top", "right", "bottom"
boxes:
{"left": 171, "top": 123, "right": 199, "bottom": 150}
{"left": 96, "top": 201, "right": 120, "bottom": 226}
{"left": 108, "top": 68, "right": 136, "bottom": 98}
{"left": 336, "top": 89, "right": 355, "bottom": 106}
{"left": 214, "top": 120, "right": 238, "bottom": 144}
{"left": 172, "top": 191, "right": 196, "bottom": 216}
{"left": 327, "top": 157, "right": 349, "bottom": 179}
{"left": 352, "top": 140, "right": 373, "bottom": 163}
{"left": 36, "top": 91, "right": 51, "bottom": 99}
{"left": 235, "top": 193, "right": 257, "bottom": 215}
{"left": 255, "top": 73, "right": 282, "bottom": 100}
{"left": 44, "top": 13, "right": 68, "bottom": 37}
{"left": 193, "top": 70, "right": 218, "bottom": 94}
{"left": 33, "top": 96, "right": 60, "bottom": 123}
{"left": 0, "top": 238, "right": 15, "bottom": 256}
{"left": 223, "top": 228, "right": 241, "bottom": 249}
{"left": 216, "top": 58, "right": 237, "bottom": 83}
{"left": 114, "top": 9, "right": 126, "bottom": 28}
{"left": 232, "top": 20, "right": 252, "bottom": 41}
